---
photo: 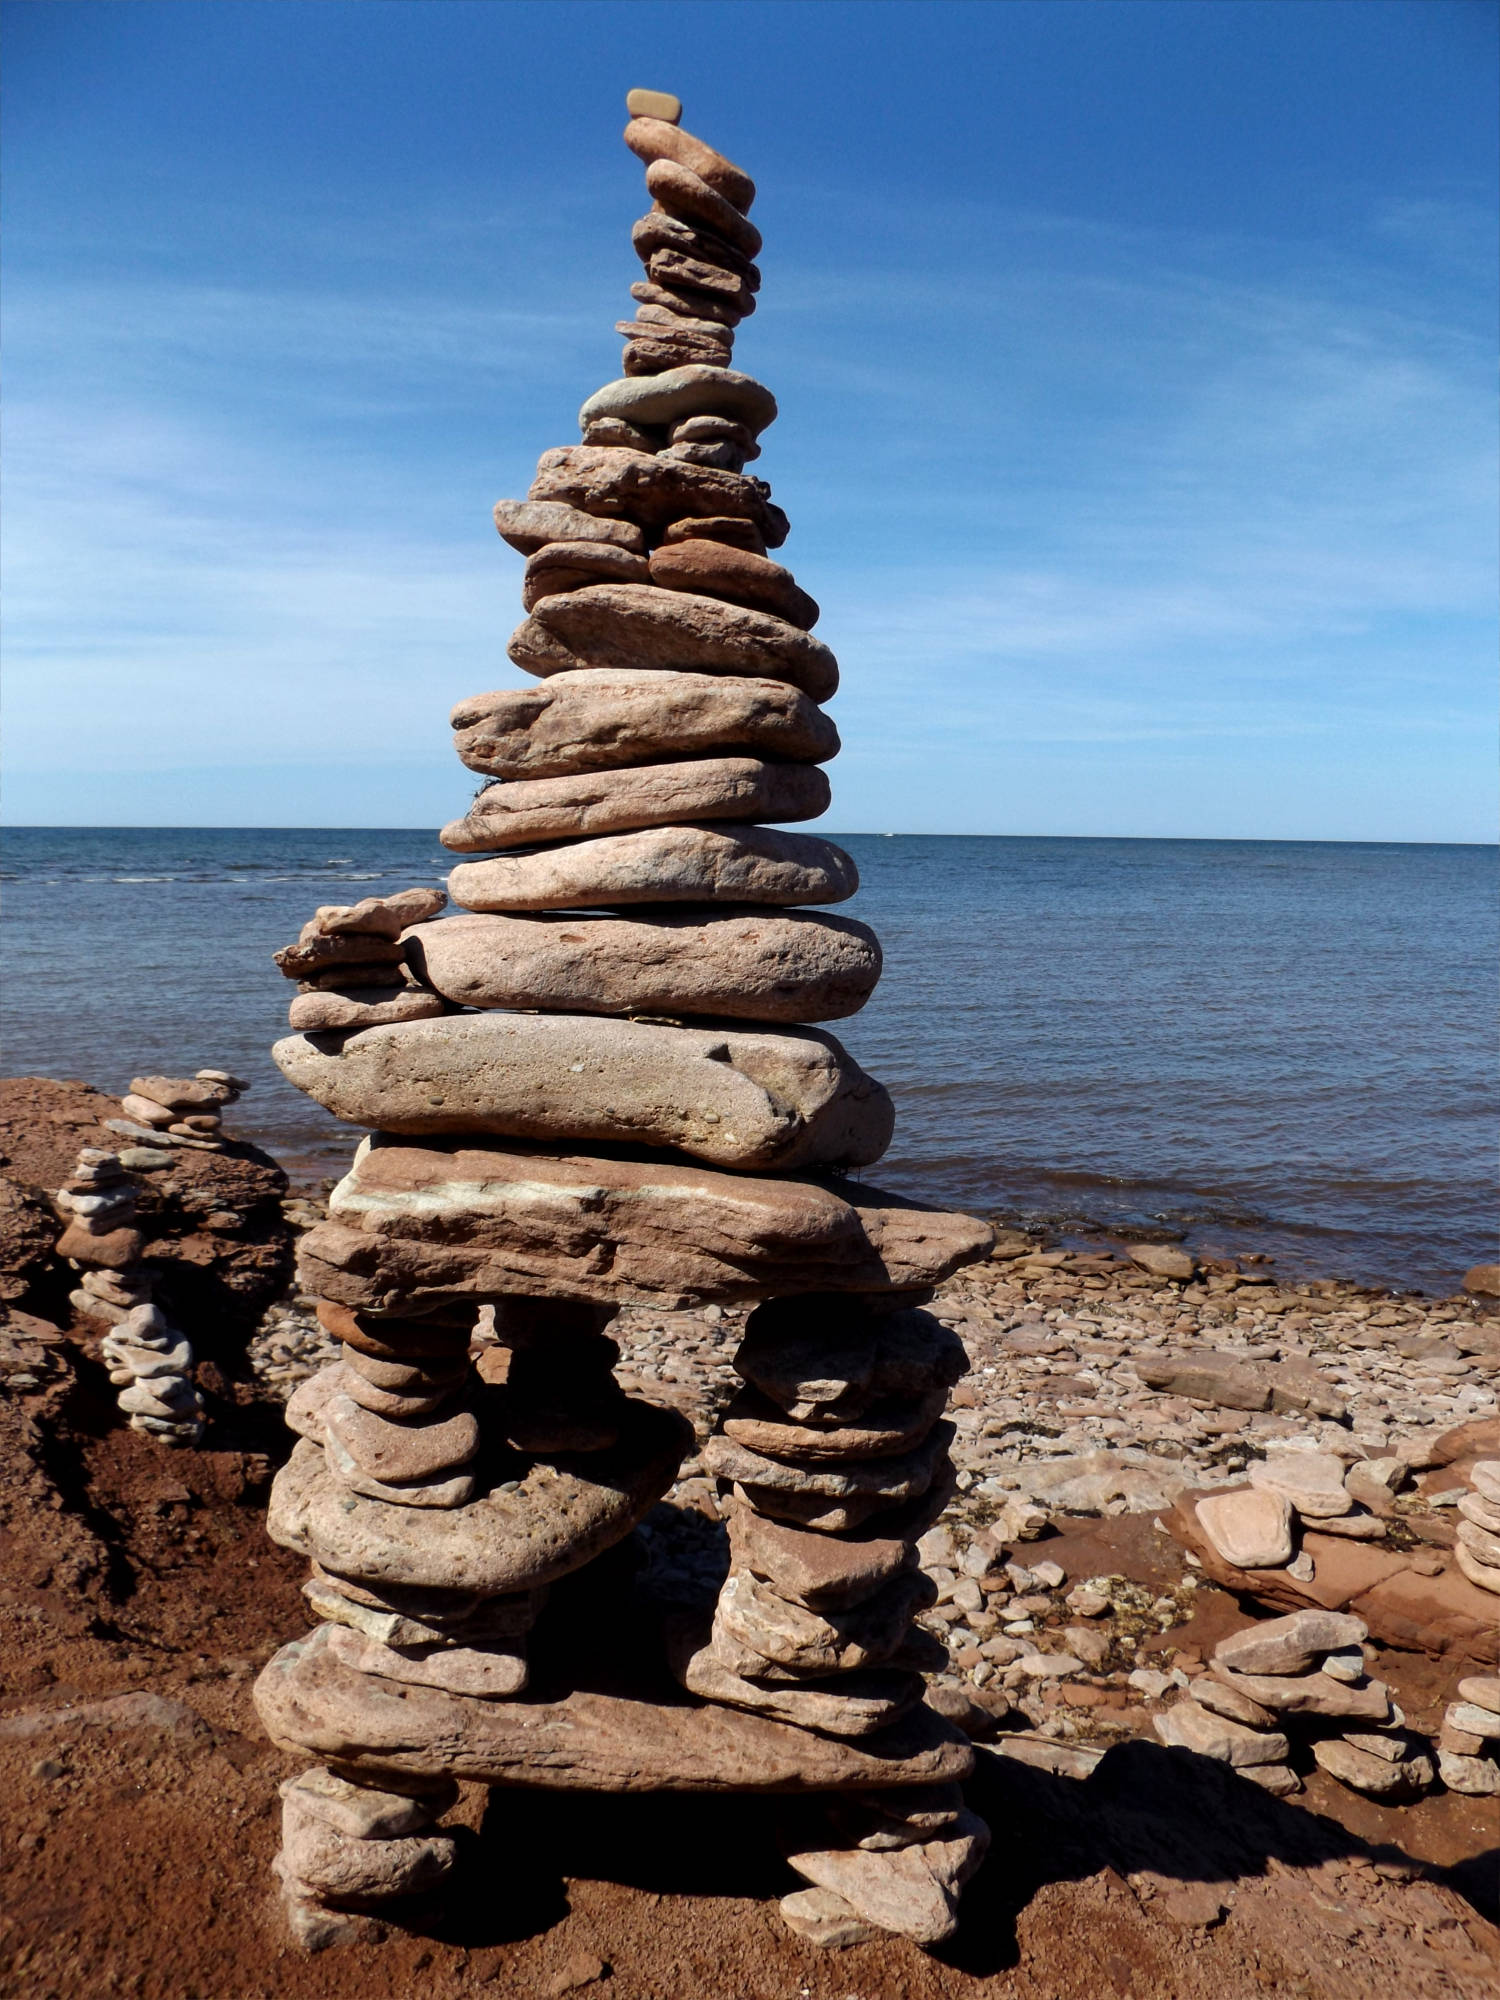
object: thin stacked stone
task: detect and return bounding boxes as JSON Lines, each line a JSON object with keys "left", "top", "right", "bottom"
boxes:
{"left": 1435, "top": 1673, "right": 1500, "bottom": 1796}
{"left": 273, "top": 888, "right": 450, "bottom": 1032}
{"left": 56, "top": 1148, "right": 206, "bottom": 1443}
{"left": 108, "top": 1068, "right": 248, "bottom": 1153}
{"left": 1154, "top": 1609, "right": 1434, "bottom": 1801}
{"left": 1452, "top": 1458, "right": 1500, "bottom": 1597}
{"left": 253, "top": 90, "right": 993, "bottom": 1952}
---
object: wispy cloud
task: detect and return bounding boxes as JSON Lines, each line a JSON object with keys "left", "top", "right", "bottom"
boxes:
{"left": 3, "top": 181, "right": 1493, "bottom": 835}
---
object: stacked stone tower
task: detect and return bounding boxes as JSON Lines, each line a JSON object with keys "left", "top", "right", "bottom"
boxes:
{"left": 254, "top": 90, "right": 993, "bottom": 1952}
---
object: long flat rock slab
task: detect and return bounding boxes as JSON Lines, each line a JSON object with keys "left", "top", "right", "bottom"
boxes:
{"left": 446, "top": 824, "right": 857, "bottom": 914}
{"left": 296, "top": 1136, "right": 995, "bottom": 1311}
{"left": 403, "top": 909, "right": 882, "bottom": 1025}
{"left": 451, "top": 672, "right": 839, "bottom": 782}
{"left": 253, "top": 1624, "right": 974, "bottom": 1793}
{"left": 440, "top": 756, "right": 830, "bottom": 852}
{"left": 272, "top": 1014, "right": 893, "bottom": 1173}
{"left": 512, "top": 586, "right": 838, "bottom": 702}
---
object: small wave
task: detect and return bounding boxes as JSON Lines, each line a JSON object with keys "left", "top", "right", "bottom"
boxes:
{"left": 112, "top": 875, "right": 177, "bottom": 883}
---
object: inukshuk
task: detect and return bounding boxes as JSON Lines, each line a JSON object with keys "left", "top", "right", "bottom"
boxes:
{"left": 254, "top": 89, "right": 994, "bottom": 1953}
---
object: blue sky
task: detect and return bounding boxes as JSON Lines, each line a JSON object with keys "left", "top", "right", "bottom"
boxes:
{"left": 3, "top": 0, "right": 1495, "bottom": 836}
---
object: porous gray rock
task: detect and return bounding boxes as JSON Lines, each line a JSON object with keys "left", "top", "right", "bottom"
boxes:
{"left": 273, "top": 1013, "right": 893, "bottom": 1173}
{"left": 512, "top": 585, "right": 836, "bottom": 700}
{"left": 439, "top": 756, "right": 830, "bottom": 851}
{"left": 446, "top": 824, "right": 857, "bottom": 913}
{"left": 405, "top": 907, "right": 880, "bottom": 1024}
{"left": 298, "top": 1140, "right": 992, "bottom": 1313}
{"left": 578, "top": 366, "right": 775, "bottom": 436}
{"left": 452, "top": 671, "right": 839, "bottom": 781}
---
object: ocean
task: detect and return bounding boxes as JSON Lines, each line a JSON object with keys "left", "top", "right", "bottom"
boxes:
{"left": 2, "top": 827, "right": 1494, "bottom": 1296}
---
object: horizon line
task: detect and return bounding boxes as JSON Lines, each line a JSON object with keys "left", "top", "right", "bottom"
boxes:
{"left": 3, "top": 826, "right": 1497, "bottom": 849}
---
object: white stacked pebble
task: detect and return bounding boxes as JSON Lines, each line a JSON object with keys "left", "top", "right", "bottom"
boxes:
{"left": 100, "top": 1302, "right": 206, "bottom": 1444}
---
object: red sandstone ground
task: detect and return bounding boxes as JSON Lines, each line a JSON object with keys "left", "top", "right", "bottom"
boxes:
{"left": 1, "top": 1076, "right": 1496, "bottom": 2000}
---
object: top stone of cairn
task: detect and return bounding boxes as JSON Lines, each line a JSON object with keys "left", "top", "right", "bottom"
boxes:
{"left": 626, "top": 87, "right": 682, "bottom": 125}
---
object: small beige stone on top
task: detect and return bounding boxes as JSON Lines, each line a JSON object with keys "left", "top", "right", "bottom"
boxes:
{"left": 626, "top": 88, "right": 682, "bottom": 124}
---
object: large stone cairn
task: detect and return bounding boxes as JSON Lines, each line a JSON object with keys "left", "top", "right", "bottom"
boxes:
{"left": 1154, "top": 1608, "right": 1434, "bottom": 1802}
{"left": 253, "top": 89, "right": 994, "bottom": 1952}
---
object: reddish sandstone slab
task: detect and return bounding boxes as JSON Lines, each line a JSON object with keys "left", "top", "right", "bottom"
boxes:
{"left": 253, "top": 1624, "right": 974, "bottom": 1793}
{"left": 297, "top": 1138, "right": 994, "bottom": 1312}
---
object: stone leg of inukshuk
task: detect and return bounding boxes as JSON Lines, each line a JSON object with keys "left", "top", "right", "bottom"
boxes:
{"left": 252, "top": 88, "right": 994, "bottom": 1953}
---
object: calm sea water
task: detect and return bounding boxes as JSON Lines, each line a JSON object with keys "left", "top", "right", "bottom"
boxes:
{"left": 2, "top": 828, "right": 1494, "bottom": 1295}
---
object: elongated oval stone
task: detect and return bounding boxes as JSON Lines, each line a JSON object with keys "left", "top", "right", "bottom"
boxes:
{"left": 452, "top": 671, "right": 838, "bottom": 782}
{"left": 439, "top": 756, "right": 830, "bottom": 852}
{"left": 273, "top": 1013, "right": 893, "bottom": 1173}
{"left": 446, "top": 824, "right": 857, "bottom": 913}
{"left": 404, "top": 907, "right": 880, "bottom": 1024}
{"left": 513, "top": 585, "right": 836, "bottom": 701}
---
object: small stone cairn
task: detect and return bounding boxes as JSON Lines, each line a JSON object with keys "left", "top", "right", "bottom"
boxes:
{"left": 56, "top": 1146, "right": 206, "bottom": 1444}
{"left": 1452, "top": 1457, "right": 1500, "bottom": 1599}
{"left": 252, "top": 90, "right": 994, "bottom": 1952}
{"left": 58, "top": 1070, "right": 247, "bottom": 1442}
{"left": 1436, "top": 1671, "right": 1500, "bottom": 1795}
{"left": 1155, "top": 1608, "right": 1434, "bottom": 1801}
{"left": 108, "top": 1068, "right": 248, "bottom": 1153}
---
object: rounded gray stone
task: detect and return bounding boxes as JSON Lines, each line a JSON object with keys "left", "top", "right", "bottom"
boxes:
{"left": 272, "top": 1013, "right": 893, "bottom": 1173}
{"left": 579, "top": 366, "right": 776, "bottom": 437}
